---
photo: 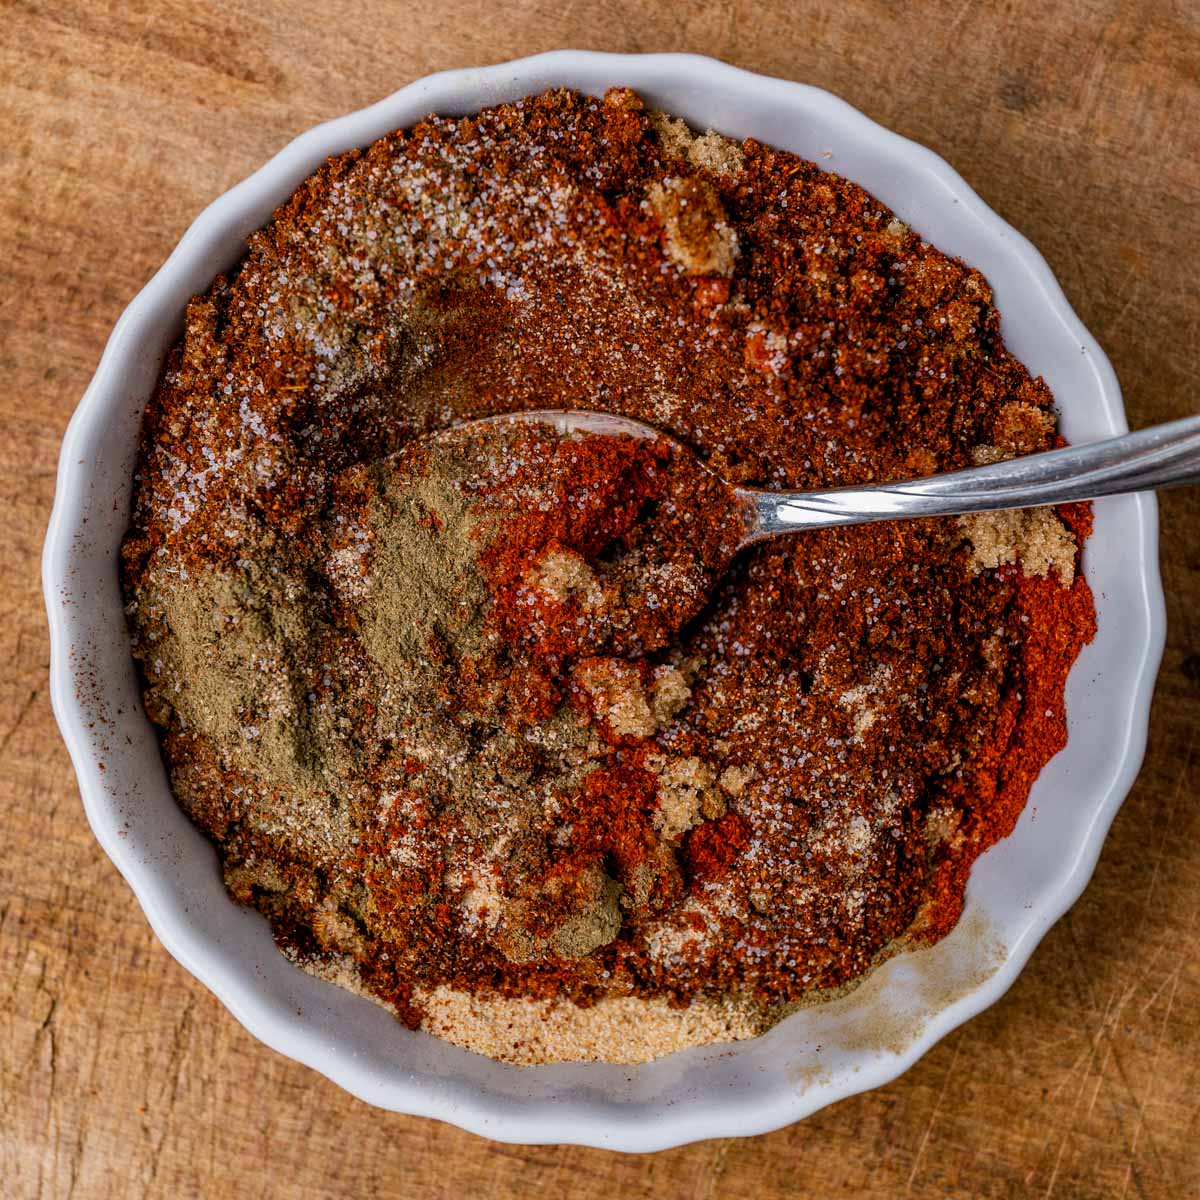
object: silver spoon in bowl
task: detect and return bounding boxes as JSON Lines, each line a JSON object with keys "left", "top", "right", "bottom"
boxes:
{"left": 468, "top": 409, "right": 1200, "bottom": 549}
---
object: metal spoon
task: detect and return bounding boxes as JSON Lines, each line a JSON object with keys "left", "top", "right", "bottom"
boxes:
{"left": 471, "top": 409, "right": 1200, "bottom": 549}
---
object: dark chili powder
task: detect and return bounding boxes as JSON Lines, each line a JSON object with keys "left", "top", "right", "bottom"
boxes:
{"left": 120, "top": 86, "right": 1096, "bottom": 1062}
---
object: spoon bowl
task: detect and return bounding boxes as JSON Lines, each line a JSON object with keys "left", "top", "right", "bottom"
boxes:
{"left": 466, "top": 408, "right": 1200, "bottom": 550}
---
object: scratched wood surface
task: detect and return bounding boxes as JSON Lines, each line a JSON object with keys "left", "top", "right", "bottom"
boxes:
{"left": 2, "top": 2, "right": 1198, "bottom": 1196}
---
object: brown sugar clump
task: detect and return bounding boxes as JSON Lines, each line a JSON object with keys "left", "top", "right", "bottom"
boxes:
{"left": 650, "top": 109, "right": 746, "bottom": 176}
{"left": 960, "top": 507, "right": 1078, "bottom": 583}
{"left": 574, "top": 656, "right": 658, "bottom": 739}
{"left": 991, "top": 399, "right": 1056, "bottom": 456}
{"left": 647, "top": 176, "right": 739, "bottom": 276}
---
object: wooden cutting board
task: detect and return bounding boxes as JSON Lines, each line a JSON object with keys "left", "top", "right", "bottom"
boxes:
{"left": 2, "top": 2, "right": 1196, "bottom": 1196}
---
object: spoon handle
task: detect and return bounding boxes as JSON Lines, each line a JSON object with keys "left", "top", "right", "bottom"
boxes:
{"left": 740, "top": 414, "right": 1200, "bottom": 541}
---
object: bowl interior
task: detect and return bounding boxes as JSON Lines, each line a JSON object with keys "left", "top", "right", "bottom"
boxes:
{"left": 44, "top": 51, "right": 1162, "bottom": 1151}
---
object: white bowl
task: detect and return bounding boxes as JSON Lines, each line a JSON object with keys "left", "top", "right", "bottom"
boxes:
{"left": 43, "top": 51, "right": 1165, "bottom": 1151}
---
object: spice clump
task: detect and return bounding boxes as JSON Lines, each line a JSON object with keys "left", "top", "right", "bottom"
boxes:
{"left": 121, "top": 86, "right": 1095, "bottom": 1065}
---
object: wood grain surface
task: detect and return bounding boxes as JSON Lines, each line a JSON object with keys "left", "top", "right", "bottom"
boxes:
{"left": 2, "top": 2, "right": 1197, "bottom": 1196}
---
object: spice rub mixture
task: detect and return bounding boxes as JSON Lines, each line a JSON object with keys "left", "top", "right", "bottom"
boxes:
{"left": 121, "top": 87, "right": 1096, "bottom": 1065}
